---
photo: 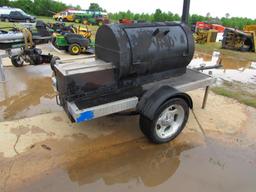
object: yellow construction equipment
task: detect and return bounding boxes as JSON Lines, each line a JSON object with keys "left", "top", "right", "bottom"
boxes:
{"left": 53, "top": 11, "right": 76, "bottom": 22}
{"left": 222, "top": 27, "right": 256, "bottom": 52}
{"left": 70, "top": 25, "right": 92, "bottom": 39}
{"left": 194, "top": 29, "right": 218, "bottom": 44}
{"left": 243, "top": 25, "right": 256, "bottom": 32}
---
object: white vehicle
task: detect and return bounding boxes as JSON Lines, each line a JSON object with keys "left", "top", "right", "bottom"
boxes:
{"left": 0, "top": 6, "right": 24, "bottom": 15}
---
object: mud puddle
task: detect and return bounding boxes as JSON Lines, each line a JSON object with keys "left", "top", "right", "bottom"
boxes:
{"left": 3, "top": 133, "right": 256, "bottom": 192}
{"left": 0, "top": 65, "right": 61, "bottom": 121}
{"left": 190, "top": 51, "right": 256, "bottom": 85}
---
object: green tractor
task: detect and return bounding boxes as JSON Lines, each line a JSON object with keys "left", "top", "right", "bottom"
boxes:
{"left": 53, "top": 33, "right": 94, "bottom": 55}
{"left": 74, "top": 12, "right": 109, "bottom": 26}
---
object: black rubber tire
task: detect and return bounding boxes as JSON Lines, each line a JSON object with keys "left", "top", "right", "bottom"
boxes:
{"left": 139, "top": 98, "right": 189, "bottom": 144}
{"left": 68, "top": 43, "right": 81, "bottom": 55}
{"left": 11, "top": 56, "right": 24, "bottom": 67}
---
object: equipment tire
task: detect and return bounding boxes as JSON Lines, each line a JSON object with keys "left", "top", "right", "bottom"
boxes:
{"left": 11, "top": 56, "right": 24, "bottom": 67}
{"left": 68, "top": 43, "right": 81, "bottom": 55}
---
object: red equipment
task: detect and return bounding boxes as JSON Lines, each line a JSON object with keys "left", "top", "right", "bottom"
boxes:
{"left": 119, "top": 19, "right": 134, "bottom": 25}
{"left": 211, "top": 24, "right": 225, "bottom": 33}
{"left": 196, "top": 22, "right": 225, "bottom": 33}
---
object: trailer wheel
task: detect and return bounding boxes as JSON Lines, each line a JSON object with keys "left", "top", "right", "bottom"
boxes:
{"left": 68, "top": 43, "right": 81, "bottom": 55}
{"left": 11, "top": 56, "right": 24, "bottom": 67}
{"left": 140, "top": 98, "right": 189, "bottom": 144}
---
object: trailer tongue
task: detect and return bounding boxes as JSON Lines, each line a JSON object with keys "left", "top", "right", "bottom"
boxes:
{"left": 52, "top": 0, "right": 216, "bottom": 144}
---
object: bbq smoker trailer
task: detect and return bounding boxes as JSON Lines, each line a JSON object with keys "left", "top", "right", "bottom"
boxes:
{"left": 52, "top": 0, "right": 216, "bottom": 144}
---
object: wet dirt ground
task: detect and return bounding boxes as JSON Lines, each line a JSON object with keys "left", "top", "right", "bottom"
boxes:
{"left": 0, "top": 65, "right": 61, "bottom": 121}
{"left": 0, "top": 91, "right": 256, "bottom": 192}
{"left": 0, "top": 46, "right": 256, "bottom": 192}
{"left": 190, "top": 51, "right": 256, "bottom": 107}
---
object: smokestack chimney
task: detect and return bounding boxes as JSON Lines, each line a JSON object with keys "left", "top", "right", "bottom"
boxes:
{"left": 181, "top": 0, "right": 190, "bottom": 24}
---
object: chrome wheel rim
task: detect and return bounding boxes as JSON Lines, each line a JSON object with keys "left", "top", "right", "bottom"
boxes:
{"left": 155, "top": 104, "right": 185, "bottom": 139}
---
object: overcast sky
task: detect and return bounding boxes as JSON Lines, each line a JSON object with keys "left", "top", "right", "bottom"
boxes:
{"left": 60, "top": 0, "right": 255, "bottom": 19}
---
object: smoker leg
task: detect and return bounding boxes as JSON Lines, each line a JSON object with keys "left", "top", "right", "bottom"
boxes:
{"left": 202, "top": 86, "right": 209, "bottom": 109}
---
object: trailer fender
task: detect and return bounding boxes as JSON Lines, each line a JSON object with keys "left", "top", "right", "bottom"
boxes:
{"left": 137, "top": 86, "right": 193, "bottom": 120}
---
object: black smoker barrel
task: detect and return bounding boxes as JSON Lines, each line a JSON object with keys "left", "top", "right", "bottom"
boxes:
{"left": 95, "top": 22, "right": 194, "bottom": 79}
{"left": 95, "top": 0, "right": 194, "bottom": 79}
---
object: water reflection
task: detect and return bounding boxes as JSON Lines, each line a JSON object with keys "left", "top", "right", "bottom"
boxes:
{"left": 66, "top": 141, "right": 196, "bottom": 187}
{"left": 190, "top": 52, "right": 256, "bottom": 84}
{"left": 0, "top": 66, "right": 60, "bottom": 121}
{"left": 15, "top": 135, "right": 256, "bottom": 192}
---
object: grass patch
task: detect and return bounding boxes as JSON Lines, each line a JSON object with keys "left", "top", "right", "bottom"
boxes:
{"left": 0, "top": 16, "right": 99, "bottom": 30}
{"left": 0, "top": 21, "right": 16, "bottom": 28}
{"left": 211, "top": 86, "right": 256, "bottom": 108}
{"left": 0, "top": 17, "right": 99, "bottom": 40}
{"left": 0, "top": 16, "right": 58, "bottom": 28}
{"left": 196, "top": 42, "right": 256, "bottom": 61}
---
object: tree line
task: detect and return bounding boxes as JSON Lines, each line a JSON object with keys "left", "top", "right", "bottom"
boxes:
{"left": 110, "top": 10, "right": 256, "bottom": 30}
{"left": 1, "top": 0, "right": 256, "bottom": 29}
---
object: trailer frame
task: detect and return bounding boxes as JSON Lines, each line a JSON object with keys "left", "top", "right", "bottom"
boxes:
{"left": 54, "top": 57, "right": 216, "bottom": 124}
